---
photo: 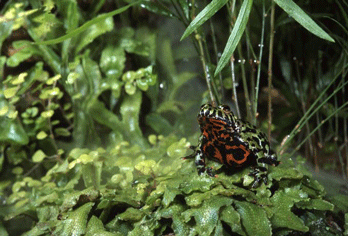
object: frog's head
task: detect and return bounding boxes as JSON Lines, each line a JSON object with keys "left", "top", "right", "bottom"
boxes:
{"left": 198, "top": 104, "right": 237, "bottom": 126}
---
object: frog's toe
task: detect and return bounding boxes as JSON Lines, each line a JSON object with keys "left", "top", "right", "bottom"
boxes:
{"left": 250, "top": 174, "right": 268, "bottom": 188}
{"left": 206, "top": 167, "right": 216, "bottom": 177}
{"left": 249, "top": 166, "right": 268, "bottom": 188}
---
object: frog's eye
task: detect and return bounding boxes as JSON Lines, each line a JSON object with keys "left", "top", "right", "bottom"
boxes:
{"left": 218, "top": 105, "right": 230, "bottom": 111}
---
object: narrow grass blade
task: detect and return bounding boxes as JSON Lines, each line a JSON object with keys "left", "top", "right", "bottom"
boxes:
{"left": 274, "top": 0, "right": 335, "bottom": 42}
{"left": 214, "top": 0, "right": 253, "bottom": 76}
{"left": 180, "top": 0, "right": 228, "bottom": 40}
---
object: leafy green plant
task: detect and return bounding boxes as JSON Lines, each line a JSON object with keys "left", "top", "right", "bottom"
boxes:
{"left": 0, "top": 0, "right": 348, "bottom": 235}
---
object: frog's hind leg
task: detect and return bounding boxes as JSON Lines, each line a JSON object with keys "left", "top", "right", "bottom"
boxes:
{"left": 194, "top": 150, "right": 215, "bottom": 177}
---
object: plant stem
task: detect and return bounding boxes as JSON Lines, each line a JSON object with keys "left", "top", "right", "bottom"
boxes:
{"left": 253, "top": 0, "right": 266, "bottom": 124}
{"left": 228, "top": 0, "right": 241, "bottom": 117}
{"left": 196, "top": 33, "right": 217, "bottom": 105}
{"left": 267, "top": 0, "right": 275, "bottom": 140}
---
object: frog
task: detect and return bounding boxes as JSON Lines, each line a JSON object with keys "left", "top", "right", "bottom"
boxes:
{"left": 187, "top": 103, "right": 280, "bottom": 188}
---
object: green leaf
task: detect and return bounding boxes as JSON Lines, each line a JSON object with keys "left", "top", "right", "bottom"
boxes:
{"left": 274, "top": 0, "right": 335, "bottom": 42}
{"left": 3, "top": 87, "right": 18, "bottom": 99}
{"left": 0, "top": 115, "right": 29, "bottom": 145}
{"left": 160, "top": 204, "right": 190, "bottom": 235}
{"left": 167, "top": 138, "right": 189, "bottom": 158}
{"left": 86, "top": 216, "right": 119, "bottom": 236}
{"left": 54, "top": 128, "right": 71, "bottom": 137}
{"left": 296, "top": 199, "right": 334, "bottom": 211}
{"left": 117, "top": 208, "right": 144, "bottom": 222}
{"left": 220, "top": 205, "right": 245, "bottom": 235}
{"left": 74, "top": 16, "right": 114, "bottom": 53}
{"left": 82, "top": 161, "right": 102, "bottom": 189}
{"left": 6, "top": 40, "right": 41, "bottom": 67}
{"left": 60, "top": 189, "right": 99, "bottom": 212}
{"left": 181, "top": 0, "right": 229, "bottom": 40}
{"left": 214, "top": 0, "right": 253, "bottom": 76}
{"left": 27, "top": 7, "right": 64, "bottom": 41}
{"left": 119, "top": 90, "right": 147, "bottom": 147}
{"left": 234, "top": 201, "right": 272, "bottom": 236}
{"left": 100, "top": 45, "right": 125, "bottom": 78}
{"left": 54, "top": 202, "right": 95, "bottom": 236}
{"left": 0, "top": 15, "right": 13, "bottom": 50}
{"left": 270, "top": 190, "right": 309, "bottom": 232}
{"left": 55, "top": 0, "right": 79, "bottom": 32}
{"left": 139, "top": 2, "right": 174, "bottom": 18}
{"left": 32, "top": 150, "right": 47, "bottom": 163}
{"left": 0, "top": 222, "right": 9, "bottom": 236}
{"left": 180, "top": 175, "right": 215, "bottom": 194}
{"left": 182, "top": 196, "right": 233, "bottom": 236}
{"left": 35, "top": 2, "right": 140, "bottom": 45}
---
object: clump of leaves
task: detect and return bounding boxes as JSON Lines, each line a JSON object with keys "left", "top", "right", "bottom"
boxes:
{"left": 2, "top": 136, "right": 342, "bottom": 235}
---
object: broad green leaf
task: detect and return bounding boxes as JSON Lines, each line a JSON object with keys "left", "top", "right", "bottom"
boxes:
{"left": 181, "top": 0, "right": 229, "bottom": 40}
{"left": 117, "top": 208, "right": 144, "bottom": 222}
{"left": 88, "top": 99, "right": 123, "bottom": 133}
{"left": 220, "top": 205, "right": 245, "bottom": 235}
{"left": 235, "top": 201, "right": 272, "bottom": 236}
{"left": 82, "top": 161, "right": 102, "bottom": 189}
{"left": 162, "top": 188, "right": 182, "bottom": 208}
{"left": 86, "top": 216, "right": 119, "bottom": 236}
{"left": 182, "top": 196, "right": 233, "bottom": 236}
{"left": 160, "top": 204, "right": 190, "bottom": 235}
{"left": 274, "top": 0, "right": 335, "bottom": 42}
{"left": 27, "top": 7, "right": 64, "bottom": 41}
{"left": 0, "top": 115, "right": 29, "bottom": 145}
{"left": 295, "top": 199, "right": 334, "bottom": 211}
{"left": 270, "top": 190, "right": 309, "bottom": 232}
{"left": 119, "top": 90, "right": 147, "bottom": 147}
{"left": 6, "top": 40, "right": 41, "bottom": 67}
{"left": 214, "top": 0, "right": 253, "bottom": 76}
{"left": 35, "top": 2, "right": 141, "bottom": 45}
{"left": 60, "top": 189, "right": 99, "bottom": 212}
{"left": 327, "top": 194, "right": 348, "bottom": 212}
{"left": 180, "top": 175, "right": 215, "bottom": 194}
{"left": 54, "top": 202, "right": 94, "bottom": 236}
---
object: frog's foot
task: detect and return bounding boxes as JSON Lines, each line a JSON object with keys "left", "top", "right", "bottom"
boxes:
{"left": 206, "top": 167, "right": 216, "bottom": 177}
{"left": 249, "top": 166, "right": 268, "bottom": 188}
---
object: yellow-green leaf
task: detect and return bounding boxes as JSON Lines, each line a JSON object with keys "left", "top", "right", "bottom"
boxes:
{"left": 32, "top": 150, "right": 47, "bottom": 163}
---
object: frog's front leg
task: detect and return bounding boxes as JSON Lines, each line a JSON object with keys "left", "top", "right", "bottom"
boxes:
{"left": 194, "top": 150, "right": 214, "bottom": 177}
{"left": 257, "top": 151, "right": 280, "bottom": 166}
{"left": 249, "top": 165, "right": 268, "bottom": 188}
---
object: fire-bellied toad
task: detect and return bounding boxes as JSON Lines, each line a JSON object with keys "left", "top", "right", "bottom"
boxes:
{"left": 187, "top": 103, "right": 280, "bottom": 188}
